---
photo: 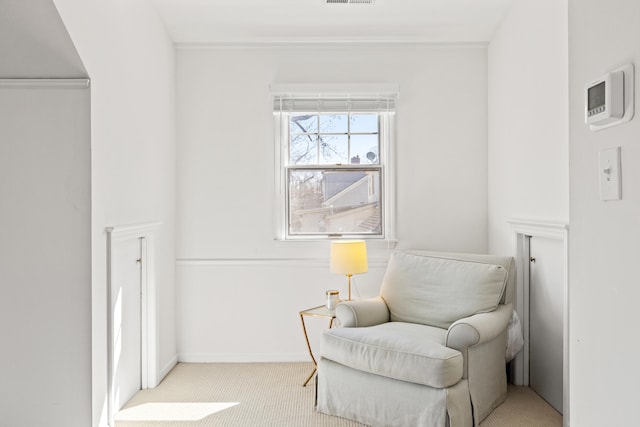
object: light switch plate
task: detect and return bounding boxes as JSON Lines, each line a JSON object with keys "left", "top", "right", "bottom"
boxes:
{"left": 599, "top": 147, "right": 621, "bottom": 201}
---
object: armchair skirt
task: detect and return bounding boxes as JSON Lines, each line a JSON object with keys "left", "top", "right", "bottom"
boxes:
{"left": 317, "top": 358, "right": 473, "bottom": 427}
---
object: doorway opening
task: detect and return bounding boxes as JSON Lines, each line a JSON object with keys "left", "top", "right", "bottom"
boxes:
{"left": 106, "top": 221, "right": 161, "bottom": 426}
{"left": 509, "top": 219, "right": 569, "bottom": 427}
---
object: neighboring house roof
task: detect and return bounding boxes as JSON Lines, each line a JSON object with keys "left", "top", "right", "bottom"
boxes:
{"left": 323, "top": 171, "right": 366, "bottom": 201}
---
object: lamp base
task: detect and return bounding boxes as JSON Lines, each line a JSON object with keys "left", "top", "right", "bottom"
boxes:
{"left": 346, "top": 273, "right": 353, "bottom": 300}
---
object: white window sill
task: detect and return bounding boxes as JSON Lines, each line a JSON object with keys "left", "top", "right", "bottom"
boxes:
{"left": 273, "top": 238, "right": 397, "bottom": 250}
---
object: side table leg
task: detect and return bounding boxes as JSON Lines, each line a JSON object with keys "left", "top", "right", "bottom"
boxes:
{"left": 299, "top": 312, "right": 335, "bottom": 387}
{"left": 300, "top": 313, "right": 317, "bottom": 387}
{"left": 302, "top": 366, "right": 317, "bottom": 387}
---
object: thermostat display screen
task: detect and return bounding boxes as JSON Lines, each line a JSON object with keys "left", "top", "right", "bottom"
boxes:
{"left": 588, "top": 81, "right": 606, "bottom": 111}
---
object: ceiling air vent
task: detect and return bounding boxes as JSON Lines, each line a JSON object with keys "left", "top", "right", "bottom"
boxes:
{"left": 326, "top": 0, "right": 375, "bottom": 4}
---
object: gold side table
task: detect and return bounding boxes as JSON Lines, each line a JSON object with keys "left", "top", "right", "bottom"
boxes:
{"left": 299, "top": 304, "right": 336, "bottom": 387}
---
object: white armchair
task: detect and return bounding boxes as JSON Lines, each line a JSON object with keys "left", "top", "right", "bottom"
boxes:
{"left": 316, "top": 251, "right": 516, "bottom": 427}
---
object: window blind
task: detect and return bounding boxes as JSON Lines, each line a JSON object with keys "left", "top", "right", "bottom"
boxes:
{"left": 270, "top": 83, "right": 398, "bottom": 113}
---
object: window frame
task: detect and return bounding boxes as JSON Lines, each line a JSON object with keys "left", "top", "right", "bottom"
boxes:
{"left": 274, "top": 108, "right": 396, "bottom": 242}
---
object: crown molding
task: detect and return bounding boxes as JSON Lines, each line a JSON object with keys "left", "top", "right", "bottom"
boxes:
{"left": 175, "top": 40, "right": 488, "bottom": 50}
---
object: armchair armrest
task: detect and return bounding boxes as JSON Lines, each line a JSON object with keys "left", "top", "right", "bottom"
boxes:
{"left": 445, "top": 303, "right": 512, "bottom": 360}
{"left": 335, "top": 296, "right": 390, "bottom": 327}
{"left": 446, "top": 304, "right": 513, "bottom": 421}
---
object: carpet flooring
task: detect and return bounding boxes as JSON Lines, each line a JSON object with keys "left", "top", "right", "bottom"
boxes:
{"left": 116, "top": 362, "right": 562, "bottom": 427}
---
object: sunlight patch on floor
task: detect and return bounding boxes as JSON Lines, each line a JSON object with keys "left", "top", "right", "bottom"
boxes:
{"left": 115, "top": 402, "right": 239, "bottom": 421}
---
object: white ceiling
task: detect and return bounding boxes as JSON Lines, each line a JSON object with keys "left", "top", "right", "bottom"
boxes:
{"left": 149, "top": 0, "right": 515, "bottom": 45}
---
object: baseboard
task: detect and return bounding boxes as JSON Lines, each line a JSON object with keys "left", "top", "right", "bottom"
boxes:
{"left": 177, "top": 353, "right": 311, "bottom": 363}
{"left": 160, "top": 355, "right": 178, "bottom": 381}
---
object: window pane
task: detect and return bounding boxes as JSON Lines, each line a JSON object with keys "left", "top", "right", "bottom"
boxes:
{"left": 350, "top": 134, "right": 379, "bottom": 165}
{"left": 319, "top": 135, "right": 348, "bottom": 165}
{"left": 350, "top": 114, "right": 378, "bottom": 133}
{"left": 320, "top": 114, "right": 348, "bottom": 133}
{"left": 290, "top": 114, "right": 317, "bottom": 134}
{"left": 288, "top": 169, "right": 381, "bottom": 235}
{"left": 289, "top": 169, "right": 323, "bottom": 206}
{"left": 290, "top": 134, "right": 318, "bottom": 165}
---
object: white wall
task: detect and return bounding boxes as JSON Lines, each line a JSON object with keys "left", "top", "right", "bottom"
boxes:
{"left": 176, "top": 45, "right": 489, "bottom": 361}
{"left": 568, "top": 0, "right": 640, "bottom": 425}
{"left": 487, "top": 0, "right": 569, "bottom": 256}
{"left": 51, "top": 1, "right": 176, "bottom": 426}
{"left": 0, "top": 85, "right": 91, "bottom": 427}
{"left": 0, "top": 0, "right": 86, "bottom": 78}
{"left": 0, "top": 3, "right": 90, "bottom": 426}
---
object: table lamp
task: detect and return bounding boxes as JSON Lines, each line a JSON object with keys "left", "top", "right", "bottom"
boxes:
{"left": 330, "top": 240, "right": 368, "bottom": 300}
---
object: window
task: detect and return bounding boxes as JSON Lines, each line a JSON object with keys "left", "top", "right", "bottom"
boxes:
{"left": 272, "top": 85, "right": 397, "bottom": 240}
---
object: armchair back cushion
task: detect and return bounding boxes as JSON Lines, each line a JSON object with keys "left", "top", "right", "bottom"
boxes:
{"left": 380, "top": 251, "right": 508, "bottom": 329}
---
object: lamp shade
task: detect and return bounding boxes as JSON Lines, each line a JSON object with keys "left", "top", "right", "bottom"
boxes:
{"left": 330, "top": 240, "right": 368, "bottom": 275}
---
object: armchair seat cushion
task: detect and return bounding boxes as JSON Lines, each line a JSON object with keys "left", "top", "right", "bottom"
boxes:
{"left": 321, "top": 322, "right": 463, "bottom": 388}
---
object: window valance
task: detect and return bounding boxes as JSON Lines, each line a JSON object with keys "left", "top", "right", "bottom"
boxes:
{"left": 270, "top": 83, "right": 398, "bottom": 112}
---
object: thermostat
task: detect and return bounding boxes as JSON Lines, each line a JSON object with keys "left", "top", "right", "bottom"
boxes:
{"left": 585, "top": 64, "right": 634, "bottom": 131}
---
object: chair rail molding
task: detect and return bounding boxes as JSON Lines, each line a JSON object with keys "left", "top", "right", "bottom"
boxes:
{"left": 176, "top": 257, "right": 389, "bottom": 269}
{"left": 508, "top": 218, "right": 568, "bottom": 241}
{"left": 508, "top": 218, "right": 569, "bottom": 427}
